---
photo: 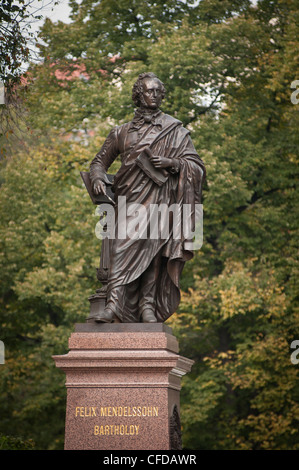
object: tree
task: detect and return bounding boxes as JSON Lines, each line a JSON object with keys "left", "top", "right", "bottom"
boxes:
{"left": 166, "top": 0, "right": 299, "bottom": 449}
{"left": 0, "top": 137, "right": 106, "bottom": 449}
{"left": 25, "top": 0, "right": 251, "bottom": 131}
{"left": 0, "top": 0, "right": 59, "bottom": 158}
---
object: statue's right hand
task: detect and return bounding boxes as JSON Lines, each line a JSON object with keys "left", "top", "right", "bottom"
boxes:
{"left": 93, "top": 179, "right": 106, "bottom": 195}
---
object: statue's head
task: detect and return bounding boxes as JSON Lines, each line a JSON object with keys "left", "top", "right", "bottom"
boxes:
{"left": 132, "top": 72, "right": 166, "bottom": 110}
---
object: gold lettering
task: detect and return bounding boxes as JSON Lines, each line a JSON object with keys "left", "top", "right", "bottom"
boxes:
{"left": 79, "top": 404, "right": 159, "bottom": 422}
{"left": 75, "top": 406, "right": 97, "bottom": 417}
{"left": 94, "top": 424, "right": 141, "bottom": 436}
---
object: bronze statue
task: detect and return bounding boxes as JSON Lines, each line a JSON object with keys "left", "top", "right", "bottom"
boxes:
{"left": 89, "top": 72, "right": 205, "bottom": 323}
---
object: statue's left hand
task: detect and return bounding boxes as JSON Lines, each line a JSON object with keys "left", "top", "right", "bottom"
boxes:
{"left": 150, "top": 155, "right": 172, "bottom": 169}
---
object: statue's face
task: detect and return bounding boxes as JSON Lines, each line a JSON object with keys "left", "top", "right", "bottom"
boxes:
{"left": 141, "top": 78, "right": 163, "bottom": 109}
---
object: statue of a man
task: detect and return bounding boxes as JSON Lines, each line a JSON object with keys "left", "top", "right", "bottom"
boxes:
{"left": 90, "top": 72, "right": 205, "bottom": 323}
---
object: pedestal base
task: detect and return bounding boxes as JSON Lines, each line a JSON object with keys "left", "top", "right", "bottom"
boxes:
{"left": 53, "top": 323, "right": 193, "bottom": 450}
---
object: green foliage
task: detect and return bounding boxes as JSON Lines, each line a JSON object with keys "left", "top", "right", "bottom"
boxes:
{"left": 0, "top": 0, "right": 298, "bottom": 450}
{"left": 0, "top": 139, "right": 103, "bottom": 448}
{"left": 171, "top": 260, "right": 299, "bottom": 449}
{"left": 0, "top": 433, "right": 35, "bottom": 450}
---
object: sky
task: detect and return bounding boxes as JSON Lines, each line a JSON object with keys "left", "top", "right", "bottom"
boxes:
{"left": 43, "top": 0, "right": 72, "bottom": 22}
{"left": 22, "top": 0, "right": 72, "bottom": 69}
{"left": 28, "top": 0, "right": 72, "bottom": 32}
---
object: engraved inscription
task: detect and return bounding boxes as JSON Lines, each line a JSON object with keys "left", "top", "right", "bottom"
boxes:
{"left": 75, "top": 406, "right": 97, "bottom": 417}
{"left": 94, "top": 425, "right": 140, "bottom": 436}
{"left": 99, "top": 406, "right": 158, "bottom": 417}
{"left": 74, "top": 406, "right": 158, "bottom": 418}
{"left": 73, "top": 405, "right": 159, "bottom": 437}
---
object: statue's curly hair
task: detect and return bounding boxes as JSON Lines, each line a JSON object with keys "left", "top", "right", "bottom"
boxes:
{"left": 132, "top": 72, "right": 166, "bottom": 107}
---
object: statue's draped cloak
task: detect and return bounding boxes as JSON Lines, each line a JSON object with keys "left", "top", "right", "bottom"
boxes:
{"left": 90, "top": 111, "right": 205, "bottom": 322}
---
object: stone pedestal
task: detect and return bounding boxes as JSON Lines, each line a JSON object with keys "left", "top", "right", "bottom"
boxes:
{"left": 53, "top": 323, "right": 193, "bottom": 450}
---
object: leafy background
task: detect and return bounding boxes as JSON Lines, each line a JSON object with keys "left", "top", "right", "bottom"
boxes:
{"left": 0, "top": 0, "right": 298, "bottom": 450}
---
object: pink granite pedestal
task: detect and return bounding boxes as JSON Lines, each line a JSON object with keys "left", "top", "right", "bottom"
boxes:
{"left": 53, "top": 323, "right": 193, "bottom": 450}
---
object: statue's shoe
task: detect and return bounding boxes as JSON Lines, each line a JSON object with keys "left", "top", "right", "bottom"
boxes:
{"left": 141, "top": 309, "right": 157, "bottom": 323}
{"left": 94, "top": 308, "right": 115, "bottom": 323}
